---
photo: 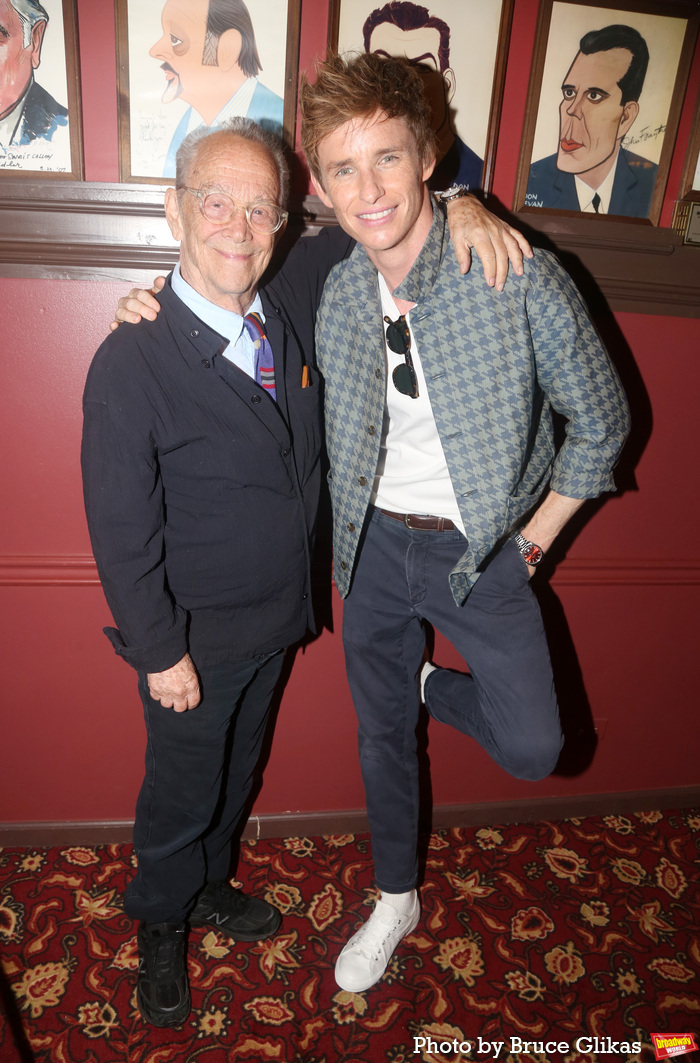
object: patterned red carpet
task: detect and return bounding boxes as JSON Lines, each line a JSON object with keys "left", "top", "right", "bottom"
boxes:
{"left": 1, "top": 810, "right": 698, "bottom": 1063}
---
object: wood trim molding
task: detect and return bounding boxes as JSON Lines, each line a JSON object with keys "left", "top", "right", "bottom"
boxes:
{"left": 514, "top": 209, "right": 700, "bottom": 317}
{"left": 0, "top": 180, "right": 178, "bottom": 283}
{"left": 1, "top": 554, "right": 699, "bottom": 588}
{"left": 549, "top": 559, "right": 700, "bottom": 587}
{"left": 1, "top": 786, "right": 698, "bottom": 847}
{"left": 0, "top": 185, "right": 699, "bottom": 316}
{"left": 0, "top": 555, "right": 101, "bottom": 586}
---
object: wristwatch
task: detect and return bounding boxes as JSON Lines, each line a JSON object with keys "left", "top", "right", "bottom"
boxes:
{"left": 435, "top": 184, "right": 471, "bottom": 203}
{"left": 513, "top": 532, "right": 544, "bottom": 566}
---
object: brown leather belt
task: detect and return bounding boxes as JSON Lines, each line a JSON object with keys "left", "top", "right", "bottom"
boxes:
{"left": 380, "top": 509, "right": 456, "bottom": 531}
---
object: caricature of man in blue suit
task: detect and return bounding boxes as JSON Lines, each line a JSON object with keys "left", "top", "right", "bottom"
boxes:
{"left": 151, "top": 0, "right": 284, "bottom": 178}
{"left": 526, "top": 25, "right": 657, "bottom": 218}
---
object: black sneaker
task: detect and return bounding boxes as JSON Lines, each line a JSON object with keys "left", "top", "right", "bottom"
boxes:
{"left": 190, "top": 881, "right": 281, "bottom": 941}
{"left": 136, "top": 921, "right": 190, "bottom": 1027}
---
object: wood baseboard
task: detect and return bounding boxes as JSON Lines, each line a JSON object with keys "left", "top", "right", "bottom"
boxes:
{"left": 2, "top": 554, "right": 700, "bottom": 586}
{"left": 1, "top": 786, "right": 698, "bottom": 847}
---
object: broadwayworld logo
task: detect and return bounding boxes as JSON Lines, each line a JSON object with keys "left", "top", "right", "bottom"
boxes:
{"left": 651, "top": 1033, "right": 698, "bottom": 1060}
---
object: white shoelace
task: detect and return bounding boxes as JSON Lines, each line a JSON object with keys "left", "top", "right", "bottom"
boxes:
{"left": 349, "top": 900, "right": 409, "bottom": 958}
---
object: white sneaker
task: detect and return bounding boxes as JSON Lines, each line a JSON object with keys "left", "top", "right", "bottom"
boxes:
{"left": 334, "top": 894, "right": 420, "bottom": 992}
{"left": 420, "top": 661, "right": 438, "bottom": 701}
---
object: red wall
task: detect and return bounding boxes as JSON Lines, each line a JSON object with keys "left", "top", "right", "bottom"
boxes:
{"left": 1, "top": 0, "right": 699, "bottom": 828}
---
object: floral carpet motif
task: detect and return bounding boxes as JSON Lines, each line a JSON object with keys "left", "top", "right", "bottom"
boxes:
{"left": 1, "top": 809, "right": 698, "bottom": 1063}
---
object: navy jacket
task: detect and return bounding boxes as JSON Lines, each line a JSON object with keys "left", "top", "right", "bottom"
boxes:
{"left": 15, "top": 79, "right": 68, "bottom": 146}
{"left": 526, "top": 147, "right": 657, "bottom": 218}
{"left": 82, "top": 230, "right": 352, "bottom": 673}
{"left": 430, "top": 134, "right": 483, "bottom": 192}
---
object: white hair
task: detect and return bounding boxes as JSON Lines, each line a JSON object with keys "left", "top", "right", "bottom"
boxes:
{"left": 9, "top": 0, "right": 49, "bottom": 48}
{"left": 176, "top": 118, "right": 290, "bottom": 207}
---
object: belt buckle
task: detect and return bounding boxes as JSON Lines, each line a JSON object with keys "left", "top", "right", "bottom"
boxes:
{"left": 404, "top": 514, "right": 412, "bottom": 528}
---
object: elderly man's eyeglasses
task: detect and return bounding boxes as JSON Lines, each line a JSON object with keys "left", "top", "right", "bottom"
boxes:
{"left": 183, "top": 188, "right": 288, "bottom": 234}
{"left": 384, "top": 314, "right": 418, "bottom": 399}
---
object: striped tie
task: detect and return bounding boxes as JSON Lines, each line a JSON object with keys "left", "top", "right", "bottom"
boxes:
{"left": 243, "top": 312, "right": 276, "bottom": 401}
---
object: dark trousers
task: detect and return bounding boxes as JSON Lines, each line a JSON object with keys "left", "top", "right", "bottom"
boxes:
{"left": 124, "top": 650, "right": 284, "bottom": 924}
{"left": 342, "top": 508, "right": 563, "bottom": 894}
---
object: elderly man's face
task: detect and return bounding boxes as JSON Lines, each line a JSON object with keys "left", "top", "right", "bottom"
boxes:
{"left": 557, "top": 47, "right": 639, "bottom": 178}
{"left": 0, "top": 0, "right": 45, "bottom": 119}
{"left": 150, "top": 0, "right": 242, "bottom": 108}
{"left": 165, "top": 133, "right": 281, "bottom": 314}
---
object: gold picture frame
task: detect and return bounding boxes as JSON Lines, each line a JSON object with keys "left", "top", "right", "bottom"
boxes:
{"left": 0, "top": 0, "right": 83, "bottom": 180}
{"left": 115, "top": 0, "right": 301, "bottom": 184}
{"left": 513, "top": 0, "right": 700, "bottom": 225}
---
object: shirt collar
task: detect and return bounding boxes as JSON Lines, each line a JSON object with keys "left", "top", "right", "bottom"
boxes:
{"left": 574, "top": 153, "right": 619, "bottom": 214}
{"left": 390, "top": 198, "right": 447, "bottom": 307}
{"left": 171, "top": 262, "right": 264, "bottom": 345}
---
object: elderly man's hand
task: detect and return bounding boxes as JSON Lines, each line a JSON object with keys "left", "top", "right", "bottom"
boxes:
{"left": 445, "top": 194, "right": 533, "bottom": 291}
{"left": 109, "top": 276, "right": 167, "bottom": 331}
{"left": 147, "top": 653, "right": 201, "bottom": 712}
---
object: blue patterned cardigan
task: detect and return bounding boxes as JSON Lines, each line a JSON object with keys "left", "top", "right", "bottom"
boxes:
{"left": 316, "top": 204, "right": 630, "bottom": 604}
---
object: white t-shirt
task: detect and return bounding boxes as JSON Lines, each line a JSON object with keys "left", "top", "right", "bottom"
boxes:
{"left": 370, "top": 272, "right": 465, "bottom": 535}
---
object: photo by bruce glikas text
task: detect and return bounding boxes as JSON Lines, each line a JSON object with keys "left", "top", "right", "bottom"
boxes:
{"left": 412, "top": 1035, "right": 644, "bottom": 1057}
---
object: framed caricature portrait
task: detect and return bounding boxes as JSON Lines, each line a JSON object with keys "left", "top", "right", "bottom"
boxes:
{"left": 513, "top": 0, "right": 700, "bottom": 224}
{"left": 328, "top": 0, "right": 514, "bottom": 194}
{"left": 116, "top": 0, "right": 301, "bottom": 184}
{"left": 0, "top": 0, "right": 82, "bottom": 179}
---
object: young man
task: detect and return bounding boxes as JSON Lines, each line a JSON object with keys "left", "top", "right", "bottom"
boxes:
{"left": 299, "top": 52, "right": 629, "bottom": 992}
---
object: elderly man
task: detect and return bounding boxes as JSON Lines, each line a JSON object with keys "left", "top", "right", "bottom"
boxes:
{"left": 526, "top": 24, "right": 657, "bottom": 217}
{"left": 0, "top": 0, "right": 68, "bottom": 152}
{"left": 151, "top": 0, "right": 284, "bottom": 177}
{"left": 82, "top": 119, "right": 332, "bottom": 1027}
{"left": 298, "top": 52, "right": 629, "bottom": 992}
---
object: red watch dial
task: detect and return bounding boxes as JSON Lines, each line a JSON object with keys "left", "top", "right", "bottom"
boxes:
{"left": 522, "top": 544, "right": 543, "bottom": 565}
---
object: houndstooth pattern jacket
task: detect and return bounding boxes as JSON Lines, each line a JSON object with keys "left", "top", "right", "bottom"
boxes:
{"left": 316, "top": 204, "right": 630, "bottom": 604}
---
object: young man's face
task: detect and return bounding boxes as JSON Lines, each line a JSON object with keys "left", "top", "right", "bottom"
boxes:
{"left": 557, "top": 47, "right": 639, "bottom": 177}
{"left": 165, "top": 133, "right": 282, "bottom": 314}
{"left": 312, "top": 110, "right": 434, "bottom": 271}
{"left": 0, "top": 0, "right": 45, "bottom": 119}
{"left": 150, "top": 0, "right": 242, "bottom": 109}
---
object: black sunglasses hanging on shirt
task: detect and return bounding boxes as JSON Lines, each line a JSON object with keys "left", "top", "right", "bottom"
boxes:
{"left": 384, "top": 315, "right": 418, "bottom": 399}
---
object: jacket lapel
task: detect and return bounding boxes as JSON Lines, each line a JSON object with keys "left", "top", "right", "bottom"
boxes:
{"left": 552, "top": 167, "right": 578, "bottom": 211}
{"left": 214, "top": 318, "right": 290, "bottom": 447}
{"left": 263, "top": 307, "right": 290, "bottom": 425}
